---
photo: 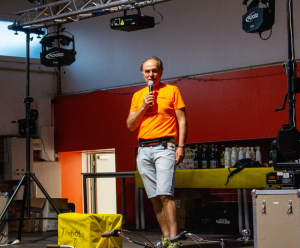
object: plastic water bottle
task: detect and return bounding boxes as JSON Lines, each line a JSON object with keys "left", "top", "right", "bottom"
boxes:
{"left": 239, "top": 147, "right": 244, "bottom": 160}
{"left": 245, "top": 147, "right": 250, "bottom": 158}
{"left": 231, "top": 147, "right": 238, "bottom": 167}
{"left": 250, "top": 147, "right": 255, "bottom": 161}
{"left": 255, "top": 146, "right": 262, "bottom": 165}
{"left": 225, "top": 147, "right": 231, "bottom": 168}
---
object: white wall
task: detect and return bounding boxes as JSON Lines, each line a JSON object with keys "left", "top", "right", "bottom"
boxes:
{"left": 0, "top": 56, "right": 57, "bottom": 135}
{"left": 60, "top": 0, "right": 300, "bottom": 94}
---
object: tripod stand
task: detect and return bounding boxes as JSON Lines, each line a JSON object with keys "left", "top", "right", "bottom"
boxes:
{"left": 0, "top": 22, "right": 60, "bottom": 241}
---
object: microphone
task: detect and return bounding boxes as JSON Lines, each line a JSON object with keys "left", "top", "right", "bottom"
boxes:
{"left": 148, "top": 81, "right": 154, "bottom": 106}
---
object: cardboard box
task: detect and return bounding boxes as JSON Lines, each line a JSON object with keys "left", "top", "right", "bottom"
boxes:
{"left": 42, "top": 198, "right": 69, "bottom": 231}
{"left": 9, "top": 212, "right": 43, "bottom": 232}
{"left": 174, "top": 189, "right": 202, "bottom": 211}
{"left": 177, "top": 209, "right": 194, "bottom": 230}
{"left": 9, "top": 198, "right": 68, "bottom": 232}
{"left": 174, "top": 189, "right": 202, "bottom": 230}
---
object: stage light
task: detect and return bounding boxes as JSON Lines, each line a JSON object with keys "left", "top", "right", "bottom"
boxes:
{"left": 40, "top": 31, "right": 76, "bottom": 67}
{"left": 242, "top": 0, "right": 275, "bottom": 34}
{"left": 110, "top": 8, "right": 155, "bottom": 32}
{"left": 60, "top": 38, "right": 70, "bottom": 46}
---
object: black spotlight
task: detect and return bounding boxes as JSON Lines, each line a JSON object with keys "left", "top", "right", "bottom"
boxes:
{"left": 242, "top": 0, "right": 275, "bottom": 33}
{"left": 40, "top": 31, "right": 76, "bottom": 67}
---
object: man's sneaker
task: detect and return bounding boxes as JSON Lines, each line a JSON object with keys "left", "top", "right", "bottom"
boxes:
{"left": 161, "top": 236, "right": 171, "bottom": 248}
{"left": 169, "top": 242, "right": 183, "bottom": 248}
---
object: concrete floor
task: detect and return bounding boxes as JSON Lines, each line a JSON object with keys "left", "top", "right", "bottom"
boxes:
{"left": 6, "top": 229, "right": 254, "bottom": 248}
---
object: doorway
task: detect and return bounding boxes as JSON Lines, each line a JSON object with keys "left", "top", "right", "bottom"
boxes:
{"left": 84, "top": 148, "right": 116, "bottom": 214}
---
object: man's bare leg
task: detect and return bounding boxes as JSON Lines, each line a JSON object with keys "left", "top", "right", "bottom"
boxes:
{"left": 159, "top": 195, "right": 178, "bottom": 238}
{"left": 150, "top": 197, "right": 170, "bottom": 237}
{"left": 150, "top": 195, "right": 178, "bottom": 238}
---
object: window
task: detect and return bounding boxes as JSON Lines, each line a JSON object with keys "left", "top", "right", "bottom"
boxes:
{"left": 0, "top": 20, "right": 46, "bottom": 59}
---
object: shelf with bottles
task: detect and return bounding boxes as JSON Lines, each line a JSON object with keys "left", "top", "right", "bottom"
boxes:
{"left": 178, "top": 137, "right": 275, "bottom": 170}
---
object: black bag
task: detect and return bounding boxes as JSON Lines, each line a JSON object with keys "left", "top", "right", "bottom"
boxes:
{"left": 225, "top": 158, "right": 262, "bottom": 185}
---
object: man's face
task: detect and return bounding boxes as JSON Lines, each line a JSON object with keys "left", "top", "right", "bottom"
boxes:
{"left": 142, "top": 59, "right": 163, "bottom": 87}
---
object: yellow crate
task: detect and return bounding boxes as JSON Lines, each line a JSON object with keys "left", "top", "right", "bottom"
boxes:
{"left": 58, "top": 213, "right": 122, "bottom": 248}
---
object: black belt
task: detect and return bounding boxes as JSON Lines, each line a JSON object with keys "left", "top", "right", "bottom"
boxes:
{"left": 139, "top": 137, "right": 174, "bottom": 148}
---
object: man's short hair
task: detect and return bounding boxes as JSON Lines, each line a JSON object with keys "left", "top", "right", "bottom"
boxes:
{"left": 140, "top": 56, "right": 164, "bottom": 72}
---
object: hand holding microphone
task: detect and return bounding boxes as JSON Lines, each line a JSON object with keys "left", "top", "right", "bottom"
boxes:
{"left": 148, "top": 81, "right": 154, "bottom": 106}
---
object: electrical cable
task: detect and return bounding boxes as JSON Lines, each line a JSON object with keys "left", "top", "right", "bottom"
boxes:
{"left": 288, "top": 0, "right": 296, "bottom": 128}
{"left": 189, "top": 235, "right": 203, "bottom": 248}
{"left": 122, "top": 229, "right": 155, "bottom": 248}
{"left": 259, "top": 27, "right": 272, "bottom": 40}
{"left": 153, "top": 4, "right": 163, "bottom": 25}
{"left": 289, "top": 0, "right": 295, "bottom": 61}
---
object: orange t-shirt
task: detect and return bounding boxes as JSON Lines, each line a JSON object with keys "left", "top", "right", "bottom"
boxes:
{"left": 130, "top": 83, "right": 185, "bottom": 139}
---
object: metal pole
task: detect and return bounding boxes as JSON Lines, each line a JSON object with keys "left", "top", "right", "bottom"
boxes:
{"left": 122, "top": 178, "right": 126, "bottom": 224}
{"left": 18, "top": 181, "right": 27, "bottom": 241}
{"left": 83, "top": 175, "right": 87, "bottom": 213}
{"left": 140, "top": 189, "right": 145, "bottom": 229}
{"left": 238, "top": 189, "right": 243, "bottom": 233}
{"left": 31, "top": 174, "right": 60, "bottom": 214}
{"left": 286, "top": 0, "right": 296, "bottom": 127}
{"left": 135, "top": 182, "right": 140, "bottom": 229}
{"left": 243, "top": 189, "right": 250, "bottom": 230}
{"left": 25, "top": 32, "right": 31, "bottom": 220}
{"left": 0, "top": 175, "right": 26, "bottom": 220}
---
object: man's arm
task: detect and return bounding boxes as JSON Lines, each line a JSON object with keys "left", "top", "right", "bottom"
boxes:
{"left": 175, "top": 108, "right": 187, "bottom": 165}
{"left": 127, "top": 92, "right": 153, "bottom": 131}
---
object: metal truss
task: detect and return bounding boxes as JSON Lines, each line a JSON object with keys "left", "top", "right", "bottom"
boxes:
{"left": 14, "top": 0, "right": 171, "bottom": 28}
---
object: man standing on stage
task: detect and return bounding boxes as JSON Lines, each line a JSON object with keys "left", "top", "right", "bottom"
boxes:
{"left": 127, "top": 56, "right": 187, "bottom": 248}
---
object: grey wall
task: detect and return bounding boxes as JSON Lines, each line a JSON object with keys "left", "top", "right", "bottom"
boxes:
{"left": 0, "top": 57, "right": 56, "bottom": 136}
{"left": 61, "top": 0, "right": 300, "bottom": 94}
{"left": 0, "top": 1, "right": 57, "bottom": 136}
{"left": 0, "top": 0, "right": 38, "bottom": 21}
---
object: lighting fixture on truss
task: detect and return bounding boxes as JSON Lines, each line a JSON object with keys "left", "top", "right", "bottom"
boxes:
{"left": 40, "top": 31, "right": 76, "bottom": 67}
{"left": 242, "top": 0, "right": 275, "bottom": 34}
{"left": 12, "top": 0, "right": 171, "bottom": 29}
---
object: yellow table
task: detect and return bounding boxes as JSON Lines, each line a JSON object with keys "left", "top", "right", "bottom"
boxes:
{"left": 135, "top": 167, "right": 276, "bottom": 188}
{"left": 135, "top": 167, "right": 277, "bottom": 231}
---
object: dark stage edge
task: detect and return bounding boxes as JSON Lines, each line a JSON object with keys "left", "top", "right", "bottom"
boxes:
{"left": 7, "top": 229, "right": 254, "bottom": 248}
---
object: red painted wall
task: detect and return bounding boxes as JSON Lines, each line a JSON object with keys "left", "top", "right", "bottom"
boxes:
{"left": 55, "top": 64, "right": 300, "bottom": 225}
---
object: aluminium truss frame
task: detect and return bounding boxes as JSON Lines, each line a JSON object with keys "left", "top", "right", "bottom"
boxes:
{"left": 14, "top": 0, "right": 171, "bottom": 28}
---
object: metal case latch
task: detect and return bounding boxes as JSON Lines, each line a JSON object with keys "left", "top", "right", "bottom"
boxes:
{"left": 261, "top": 200, "right": 266, "bottom": 214}
{"left": 287, "top": 200, "right": 293, "bottom": 215}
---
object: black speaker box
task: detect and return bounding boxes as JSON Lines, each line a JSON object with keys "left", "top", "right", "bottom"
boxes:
{"left": 213, "top": 204, "right": 239, "bottom": 234}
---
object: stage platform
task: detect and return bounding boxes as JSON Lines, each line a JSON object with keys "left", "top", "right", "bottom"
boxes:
{"left": 8, "top": 229, "right": 254, "bottom": 248}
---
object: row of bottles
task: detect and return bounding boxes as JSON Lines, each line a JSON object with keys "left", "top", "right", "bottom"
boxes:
{"left": 224, "top": 146, "right": 261, "bottom": 168}
{"left": 193, "top": 145, "right": 262, "bottom": 169}
{"left": 194, "top": 144, "right": 220, "bottom": 169}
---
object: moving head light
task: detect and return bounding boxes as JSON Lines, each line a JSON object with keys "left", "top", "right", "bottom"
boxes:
{"left": 242, "top": 0, "right": 275, "bottom": 33}
{"left": 40, "top": 31, "right": 76, "bottom": 67}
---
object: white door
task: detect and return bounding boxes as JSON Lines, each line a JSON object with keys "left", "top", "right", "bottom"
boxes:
{"left": 95, "top": 153, "right": 117, "bottom": 214}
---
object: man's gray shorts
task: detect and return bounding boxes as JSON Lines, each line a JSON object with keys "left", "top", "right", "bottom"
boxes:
{"left": 137, "top": 143, "right": 176, "bottom": 198}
